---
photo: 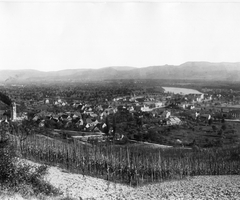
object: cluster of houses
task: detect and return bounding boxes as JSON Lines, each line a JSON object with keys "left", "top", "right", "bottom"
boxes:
{"left": 3, "top": 87, "right": 240, "bottom": 142}
{"left": 0, "top": 92, "right": 206, "bottom": 127}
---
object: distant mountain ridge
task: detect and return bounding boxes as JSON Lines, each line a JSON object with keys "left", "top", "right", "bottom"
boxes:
{"left": 1, "top": 62, "right": 240, "bottom": 83}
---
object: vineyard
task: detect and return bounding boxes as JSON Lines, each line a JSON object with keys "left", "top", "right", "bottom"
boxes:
{"left": 8, "top": 131, "right": 240, "bottom": 186}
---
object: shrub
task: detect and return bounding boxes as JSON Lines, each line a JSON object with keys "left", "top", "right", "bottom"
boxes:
{"left": 0, "top": 131, "right": 61, "bottom": 197}
{"left": 0, "top": 145, "right": 61, "bottom": 196}
{"left": 0, "top": 141, "right": 16, "bottom": 184}
{"left": 12, "top": 163, "right": 59, "bottom": 195}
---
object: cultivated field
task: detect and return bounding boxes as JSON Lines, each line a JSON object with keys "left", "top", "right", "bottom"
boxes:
{"left": 8, "top": 132, "right": 240, "bottom": 186}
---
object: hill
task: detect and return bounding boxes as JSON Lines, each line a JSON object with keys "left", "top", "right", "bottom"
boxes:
{"left": 1, "top": 62, "right": 240, "bottom": 83}
{"left": 3, "top": 159, "right": 240, "bottom": 200}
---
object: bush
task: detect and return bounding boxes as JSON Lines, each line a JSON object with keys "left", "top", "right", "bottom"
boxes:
{"left": 0, "top": 141, "right": 16, "bottom": 184}
{"left": 0, "top": 140, "right": 61, "bottom": 197}
{"left": 12, "top": 163, "right": 60, "bottom": 196}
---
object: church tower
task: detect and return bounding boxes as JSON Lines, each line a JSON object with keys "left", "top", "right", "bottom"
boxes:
{"left": 11, "top": 102, "right": 17, "bottom": 121}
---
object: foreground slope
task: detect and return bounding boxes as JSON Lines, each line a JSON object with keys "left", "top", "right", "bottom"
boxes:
{"left": 45, "top": 166, "right": 240, "bottom": 200}
{"left": 1, "top": 159, "right": 240, "bottom": 200}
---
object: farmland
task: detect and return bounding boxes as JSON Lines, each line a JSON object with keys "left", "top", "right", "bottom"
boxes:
{"left": 7, "top": 128, "right": 240, "bottom": 186}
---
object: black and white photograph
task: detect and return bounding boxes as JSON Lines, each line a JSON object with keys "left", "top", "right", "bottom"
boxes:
{"left": 1, "top": 0, "right": 240, "bottom": 199}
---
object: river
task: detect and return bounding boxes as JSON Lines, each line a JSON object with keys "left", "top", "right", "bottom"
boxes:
{"left": 162, "top": 87, "right": 203, "bottom": 95}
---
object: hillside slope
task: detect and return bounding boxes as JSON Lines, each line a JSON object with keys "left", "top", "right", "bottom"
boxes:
{"left": 4, "top": 159, "right": 240, "bottom": 200}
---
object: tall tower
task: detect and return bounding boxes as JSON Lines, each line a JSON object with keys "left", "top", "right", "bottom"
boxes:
{"left": 11, "top": 102, "right": 17, "bottom": 121}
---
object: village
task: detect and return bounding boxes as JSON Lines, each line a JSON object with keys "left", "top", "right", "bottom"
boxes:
{"left": 1, "top": 81, "right": 240, "bottom": 148}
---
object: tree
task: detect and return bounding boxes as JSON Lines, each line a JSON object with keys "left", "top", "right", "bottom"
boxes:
{"left": 212, "top": 125, "right": 217, "bottom": 132}
{"left": 208, "top": 118, "right": 213, "bottom": 126}
{"left": 104, "top": 116, "right": 110, "bottom": 136}
{"left": 0, "top": 92, "right": 12, "bottom": 106}
{"left": 112, "top": 114, "right": 116, "bottom": 138}
{"left": 221, "top": 124, "right": 227, "bottom": 131}
{"left": 218, "top": 129, "right": 223, "bottom": 136}
{"left": 0, "top": 121, "right": 10, "bottom": 147}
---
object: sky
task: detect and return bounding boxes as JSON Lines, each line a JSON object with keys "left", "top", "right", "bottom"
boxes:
{"left": 0, "top": 1, "right": 240, "bottom": 71}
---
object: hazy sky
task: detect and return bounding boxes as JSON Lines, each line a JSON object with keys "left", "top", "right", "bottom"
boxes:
{"left": 0, "top": 1, "right": 240, "bottom": 71}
